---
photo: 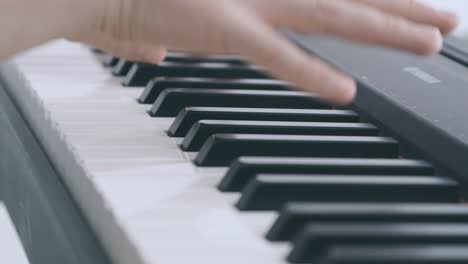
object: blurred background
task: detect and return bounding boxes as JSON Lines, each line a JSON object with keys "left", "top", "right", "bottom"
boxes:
{"left": 422, "top": 0, "right": 468, "bottom": 36}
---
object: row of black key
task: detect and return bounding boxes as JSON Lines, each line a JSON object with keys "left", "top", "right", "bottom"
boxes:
{"left": 139, "top": 78, "right": 289, "bottom": 104}
{"left": 100, "top": 52, "right": 468, "bottom": 264}
{"left": 124, "top": 62, "right": 269, "bottom": 86}
{"left": 103, "top": 52, "right": 245, "bottom": 70}
{"left": 148, "top": 88, "right": 330, "bottom": 117}
{"left": 181, "top": 120, "right": 379, "bottom": 151}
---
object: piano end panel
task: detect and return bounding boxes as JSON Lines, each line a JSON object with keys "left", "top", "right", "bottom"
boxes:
{"left": 0, "top": 65, "right": 112, "bottom": 263}
{"left": 0, "top": 51, "right": 148, "bottom": 264}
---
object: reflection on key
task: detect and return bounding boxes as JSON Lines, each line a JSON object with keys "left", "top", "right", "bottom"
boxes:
{"left": 237, "top": 175, "right": 459, "bottom": 211}
{"left": 149, "top": 88, "right": 330, "bottom": 117}
{"left": 168, "top": 108, "right": 358, "bottom": 137}
{"left": 219, "top": 157, "right": 434, "bottom": 192}
{"left": 123, "top": 62, "right": 269, "bottom": 86}
{"left": 267, "top": 203, "right": 468, "bottom": 241}
{"left": 288, "top": 223, "right": 468, "bottom": 263}
{"left": 181, "top": 121, "right": 378, "bottom": 151}
{"left": 195, "top": 134, "right": 399, "bottom": 166}
{"left": 139, "top": 78, "right": 288, "bottom": 104}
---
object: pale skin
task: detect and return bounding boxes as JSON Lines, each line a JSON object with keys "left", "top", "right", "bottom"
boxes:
{"left": 0, "top": 0, "right": 460, "bottom": 104}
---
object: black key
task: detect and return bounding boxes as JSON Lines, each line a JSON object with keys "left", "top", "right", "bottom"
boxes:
{"left": 267, "top": 203, "right": 468, "bottom": 241}
{"left": 195, "top": 135, "right": 398, "bottom": 166}
{"left": 123, "top": 62, "right": 269, "bottom": 86}
{"left": 236, "top": 174, "right": 459, "bottom": 211}
{"left": 149, "top": 89, "right": 330, "bottom": 117}
{"left": 168, "top": 108, "right": 359, "bottom": 137}
{"left": 103, "top": 55, "right": 119, "bottom": 67}
{"left": 288, "top": 223, "right": 468, "bottom": 263}
{"left": 181, "top": 121, "right": 379, "bottom": 151}
{"left": 219, "top": 157, "right": 433, "bottom": 192}
{"left": 112, "top": 59, "right": 135, "bottom": 76}
{"left": 329, "top": 245, "right": 468, "bottom": 264}
{"left": 91, "top": 48, "right": 104, "bottom": 54}
{"left": 442, "top": 36, "right": 468, "bottom": 67}
{"left": 138, "top": 78, "right": 288, "bottom": 104}
{"left": 164, "top": 52, "right": 245, "bottom": 64}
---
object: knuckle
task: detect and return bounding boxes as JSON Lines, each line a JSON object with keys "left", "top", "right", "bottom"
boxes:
{"left": 313, "top": 0, "right": 340, "bottom": 17}
{"left": 309, "top": 0, "right": 344, "bottom": 33}
{"left": 374, "top": 14, "right": 404, "bottom": 36}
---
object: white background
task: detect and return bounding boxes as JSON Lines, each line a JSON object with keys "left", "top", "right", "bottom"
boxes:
{"left": 422, "top": 0, "right": 468, "bottom": 35}
{"left": 0, "top": 203, "right": 29, "bottom": 264}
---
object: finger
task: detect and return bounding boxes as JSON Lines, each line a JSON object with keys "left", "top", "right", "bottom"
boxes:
{"left": 219, "top": 4, "right": 357, "bottom": 104}
{"left": 107, "top": 41, "right": 167, "bottom": 63}
{"left": 248, "top": 0, "right": 443, "bottom": 55}
{"left": 82, "top": 35, "right": 167, "bottom": 63}
{"left": 121, "top": 44, "right": 167, "bottom": 63}
{"left": 349, "top": 0, "right": 460, "bottom": 35}
{"left": 122, "top": 0, "right": 355, "bottom": 104}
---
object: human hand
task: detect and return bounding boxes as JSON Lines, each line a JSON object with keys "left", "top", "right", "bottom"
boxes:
{"left": 74, "top": 0, "right": 459, "bottom": 104}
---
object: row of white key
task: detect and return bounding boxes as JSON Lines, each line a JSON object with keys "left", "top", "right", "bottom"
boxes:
{"left": 10, "top": 41, "right": 292, "bottom": 264}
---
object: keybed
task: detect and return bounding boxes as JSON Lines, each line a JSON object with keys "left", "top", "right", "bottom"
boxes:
{"left": 7, "top": 40, "right": 468, "bottom": 264}
{"left": 96, "top": 48, "right": 468, "bottom": 264}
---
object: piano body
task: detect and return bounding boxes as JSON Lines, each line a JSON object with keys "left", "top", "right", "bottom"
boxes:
{"left": 1, "top": 27, "right": 468, "bottom": 264}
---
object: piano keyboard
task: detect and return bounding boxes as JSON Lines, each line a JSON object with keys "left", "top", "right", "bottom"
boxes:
{"left": 3, "top": 39, "right": 468, "bottom": 264}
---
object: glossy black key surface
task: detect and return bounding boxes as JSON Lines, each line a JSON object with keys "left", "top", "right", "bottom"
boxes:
{"left": 237, "top": 175, "right": 459, "bottom": 211}
{"left": 219, "top": 157, "right": 433, "bottom": 192}
{"left": 195, "top": 134, "right": 398, "bottom": 166}
{"left": 112, "top": 59, "right": 134, "bottom": 76}
{"left": 181, "top": 121, "right": 379, "bottom": 151}
{"left": 164, "top": 52, "right": 245, "bottom": 65}
{"left": 123, "top": 62, "right": 269, "bottom": 86}
{"left": 267, "top": 203, "right": 468, "bottom": 241}
{"left": 138, "top": 78, "right": 288, "bottom": 104}
{"left": 442, "top": 36, "right": 468, "bottom": 67}
{"left": 149, "top": 89, "right": 330, "bottom": 117}
{"left": 91, "top": 48, "right": 103, "bottom": 54}
{"left": 288, "top": 223, "right": 468, "bottom": 263}
{"left": 328, "top": 245, "right": 468, "bottom": 264}
{"left": 102, "top": 55, "right": 119, "bottom": 67}
{"left": 168, "top": 108, "right": 359, "bottom": 137}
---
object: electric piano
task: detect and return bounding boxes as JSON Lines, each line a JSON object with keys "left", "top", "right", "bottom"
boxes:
{"left": 1, "top": 32, "right": 468, "bottom": 264}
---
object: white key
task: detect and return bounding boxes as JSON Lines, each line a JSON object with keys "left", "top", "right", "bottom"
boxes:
{"left": 0, "top": 203, "right": 30, "bottom": 264}
{"left": 2, "top": 41, "right": 290, "bottom": 264}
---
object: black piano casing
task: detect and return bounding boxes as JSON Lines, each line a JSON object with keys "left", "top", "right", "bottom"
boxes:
{"left": 287, "top": 32, "right": 468, "bottom": 193}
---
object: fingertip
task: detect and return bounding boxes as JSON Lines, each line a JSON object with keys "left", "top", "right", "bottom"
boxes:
{"left": 438, "top": 10, "right": 460, "bottom": 35}
{"left": 316, "top": 74, "right": 356, "bottom": 105}
{"left": 416, "top": 26, "right": 443, "bottom": 55}
{"left": 330, "top": 77, "right": 357, "bottom": 105}
{"left": 142, "top": 47, "right": 167, "bottom": 64}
